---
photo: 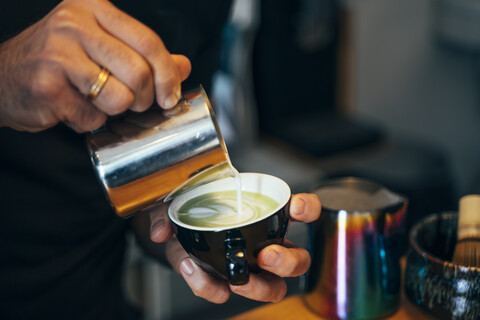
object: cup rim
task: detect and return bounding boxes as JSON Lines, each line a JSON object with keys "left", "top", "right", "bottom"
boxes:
{"left": 168, "top": 172, "right": 291, "bottom": 231}
{"left": 409, "top": 211, "right": 480, "bottom": 272}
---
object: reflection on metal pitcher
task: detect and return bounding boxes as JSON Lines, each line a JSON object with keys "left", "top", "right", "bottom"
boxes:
{"left": 303, "top": 177, "right": 408, "bottom": 319}
{"left": 86, "top": 86, "right": 234, "bottom": 218}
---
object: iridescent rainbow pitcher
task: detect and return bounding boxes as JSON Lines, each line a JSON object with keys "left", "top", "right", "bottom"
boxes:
{"left": 303, "top": 177, "right": 408, "bottom": 319}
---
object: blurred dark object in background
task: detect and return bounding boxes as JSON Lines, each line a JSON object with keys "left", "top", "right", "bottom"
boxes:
{"left": 432, "top": 0, "right": 480, "bottom": 54}
{"left": 252, "top": 0, "right": 383, "bottom": 156}
{"left": 250, "top": 0, "right": 456, "bottom": 231}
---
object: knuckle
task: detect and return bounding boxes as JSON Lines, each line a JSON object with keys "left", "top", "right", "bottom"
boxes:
{"left": 135, "top": 31, "right": 160, "bottom": 56}
{"left": 30, "top": 69, "right": 63, "bottom": 102}
{"left": 41, "top": 49, "right": 67, "bottom": 66}
{"left": 156, "top": 72, "right": 178, "bottom": 91}
{"left": 46, "top": 6, "right": 82, "bottom": 34}
{"left": 105, "top": 88, "right": 134, "bottom": 115}
{"left": 128, "top": 60, "right": 152, "bottom": 91}
{"left": 68, "top": 105, "right": 106, "bottom": 133}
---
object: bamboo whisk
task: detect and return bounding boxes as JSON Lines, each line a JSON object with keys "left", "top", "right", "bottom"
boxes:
{"left": 452, "top": 194, "right": 480, "bottom": 267}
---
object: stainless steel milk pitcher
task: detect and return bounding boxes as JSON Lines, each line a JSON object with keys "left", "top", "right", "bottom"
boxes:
{"left": 86, "top": 86, "right": 233, "bottom": 218}
{"left": 303, "top": 177, "right": 408, "bottom": 319}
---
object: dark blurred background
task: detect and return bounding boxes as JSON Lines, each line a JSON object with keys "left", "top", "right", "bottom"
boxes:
{"left": 125, "top": 0, "right": 480, "bottom": 319}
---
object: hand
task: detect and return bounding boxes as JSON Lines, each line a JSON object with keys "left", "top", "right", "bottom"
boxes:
{"left": 0, "top": 0, "right": 191, "bottom": 132}
{"left": 149, "top": 193, "right": 321, "bottom": 303}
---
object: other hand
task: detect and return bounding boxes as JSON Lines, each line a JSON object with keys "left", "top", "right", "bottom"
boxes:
{"left": 149, "top": 193, "right": 321, "bottom": 303}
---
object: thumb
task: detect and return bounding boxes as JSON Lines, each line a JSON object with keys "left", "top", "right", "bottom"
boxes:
{"left": 148, "top": 202, "right": 173, "bottom": 243}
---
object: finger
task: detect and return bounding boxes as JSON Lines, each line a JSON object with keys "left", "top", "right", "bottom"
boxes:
{"left": 167, "top": 240, "right": 231, "bottom": 304}
{"left": 57, "top": 35, "right": 136, "bottom": 115}
{"left": 25, "top": 92, "right": 106, "bottom": 133}
{"left": 148, "top": 202, "right": 174, "bottom": 243}
{"left": 62, "top": 96, "right": 108, "bottom": 132}
{"left": 81, "top": 64, "right": 135, "bottom": 114}
{"left": 94, "top": 1, "right": 184, "bottom": 109}
{"left": 28, "top": 59, "right": 108, "bottom": 132}
{"left": 230, "top": 272, "right": 287, "bottom": 303}
{"left": 59, "top": 16, "right": 154, "bottom": 112}
{"left": 289, "top": 193, "right": 321, "bottom": 223}
{"left": 171, "top": 54, "right": 192, "bottom": 82}
{"left": 80, "top": 35, "right": 155, "bottom": 112}
{"left": 256, "top": 241, "right": 311, "bottom": 278}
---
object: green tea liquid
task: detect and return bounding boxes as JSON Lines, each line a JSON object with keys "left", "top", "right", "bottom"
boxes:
{"left": 177, "top": 190, "right": 279, "bottom": 228}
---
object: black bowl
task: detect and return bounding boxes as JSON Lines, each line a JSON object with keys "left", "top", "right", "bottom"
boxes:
{"left": 405, "top": 212, "right": 480, "bottom": 320}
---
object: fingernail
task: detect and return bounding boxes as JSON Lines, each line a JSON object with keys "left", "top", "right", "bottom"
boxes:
{"left": 175, "top": 87, "right": 181, "bottom": 101}
{"left": 263, "top": 248, "right": 280, "bottom": 267}
{"left": 180, "top": 259, "right": 194, "bottom": 276}
{"left": 164, "top": 91, "right": 180, "bottom": 109}
{"left": 150, "top": 218, "right": 165, "bottom": 237}
{"left": 292, "top": 198, "right": 306, "bottom": 216}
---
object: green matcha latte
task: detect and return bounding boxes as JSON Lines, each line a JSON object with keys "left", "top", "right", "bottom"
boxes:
{"left": 177, "top": 190, "right": 279, "bottom": 228}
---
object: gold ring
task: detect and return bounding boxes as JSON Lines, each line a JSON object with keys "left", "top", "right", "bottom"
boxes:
{"left": 87, "top": 67, "right": 110, "bottom": 100}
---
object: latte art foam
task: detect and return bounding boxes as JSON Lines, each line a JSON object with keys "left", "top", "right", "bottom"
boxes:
{"left": 178, "top": 190, "right": 279, "bottom": 228}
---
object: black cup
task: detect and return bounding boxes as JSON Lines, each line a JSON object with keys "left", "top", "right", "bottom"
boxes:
{"left": 168, "top": 172, "right": 291, "bottom": 285}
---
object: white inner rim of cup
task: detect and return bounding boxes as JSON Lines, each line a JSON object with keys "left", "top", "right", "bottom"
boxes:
{"left": 168, "top": 172, "right": 291, "bottom": 231}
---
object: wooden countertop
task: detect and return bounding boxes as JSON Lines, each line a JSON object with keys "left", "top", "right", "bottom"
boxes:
{"left": 229, "top": 258, "right": 435, "bottom": 320}
{"left": 228, "top": 293, "right": 434, "bottom": 320}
